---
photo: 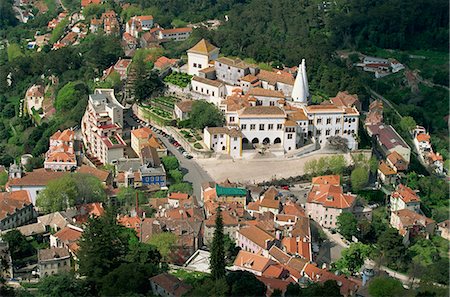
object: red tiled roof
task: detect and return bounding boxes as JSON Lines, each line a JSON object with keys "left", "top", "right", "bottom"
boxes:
{"left": 168, "top": 192, "right": 190, "bottom": 200}
{"left": 392, "top": 184, "right": 420, "bottom": 203}
{"left": 262, "top": 263, "right": 285, "bottom": 278}
{"left": 311, "top": 175, "right": 340, "bottom": 186}
{"left": 307, "top": 184, "right": 355, "bottom": 209}
{"left": 154, "top": 56, "right": 178, "bottom": 70}
{"left": 53, "top": 226, "right": 82, "bottom": 243}
{"left": 0, "top": 190, "right": 32, "bottom": 220}
{"left": 303, "top": 263, "right": 358, "bottom": 296}
{"left": 416, "top": 133, "right": 430, "bottom": 143}
{"left": 234, "top": 250, "right": 275, "bottom": 273}
{"left": 77, "top": 165, "right": 110, "bottom": 182}
{"left": 161, "top": 27, "right": 192, "bottom": 34}
{"left": 150, "top": 273, "right": 192, "bottom": 297}
{"left": 387, "top": 151, "right": 408, "bottom": 170}
{"left": 238, "top": 225, "right": 275, "bottom": 250}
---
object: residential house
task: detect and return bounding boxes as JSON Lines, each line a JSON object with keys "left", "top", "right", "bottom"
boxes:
{"left": 236, "top": 225, "right": 277, "bottom": 257}
{"left": 150, "top": 273, "right": 192, "bottom": 297}
{"left": 305, "top": 175, "right": 356, "bottom": 228}
{"left": 386, "top": 151, "right": 408, "bottom": 172}
{"left": 37, "top": 247, "right": 71, "bottom": 277}
{"left": 81, "top": 89, "right": 126, "bottom": 165}
{"left": 154, "top": 56, "right": 179, "bottom": 72}
{"left": 174, "top": 100, "right": 193, "bottom": 120}
{"left": 390, "top": 184, "right": 421, "bottom": 213}
{"left": 131, "top": 127, "right": 167, "bottom": 158}
{"left": 81, "top": 0, "right": 101, "bottom": 7}
{"left": 377, "top": 160, "right": 397, "bottom": 184}
{"left": 437, "top": 220, "right": 450, "bottom": 241}
{"left": 191, "top": 76, "right": 226, "bottom": 105}
{"left": 214, "top": 57, "right": 258, "bottom": 86}
{"left": 187, "top": 39, "right": 220, "bottom": 76}
{"left": 233, "top": 250, "right": 276, "bottom": 276}
{"left": 158, "top": 27, "right": 192, "bottom": 41}
{"left": 44, "top": 129, "right": 77, "bottom": 171}
{"left": 325, "top": 91, "right": 361, "bottom": 111}
{"left": 365, "top": 100, "right": 383, "bottom": 126}
{"left": 103, "top": 58, "right": 132, "bottom": 81}
{"left": 204, "top": 211, "right": 239, "bottom": 244}
{"left": 0, "top": 190, "right": 35, "bottom": 231}
{"left": 50, "top": 225, "right": 83, "bottom": 258}
{"left": 256, "top": 69, "right": 295, "bottom": 98}
{"left": 25, "top": 84, "right": 45, "bottom": 116}
{"left": 366, "top": 124, "right": 411, "bottom": 163}
{"left": 390, "top": 209, "right": 435, "bottom": 240}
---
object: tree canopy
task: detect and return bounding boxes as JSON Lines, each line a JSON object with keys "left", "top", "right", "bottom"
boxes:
{"left": 210, "top": 207, "right": 226, "bottom": 280}
{"left": 36, "top": 173, "right": 106, "bottom": 213}
{"left": 336, "top": 212, "right": 358, "bottom": 240}
{"left": 189, "top": 100, "right": 225, "bottom": 130}
{"left": 368, "top": 277, "right": 405, "bottom": 297}
{"left": 334, "top": 243, "right": 373, "bottom": 275}
{"left": 351, "top": 166, "right": 369, "bottom": 192}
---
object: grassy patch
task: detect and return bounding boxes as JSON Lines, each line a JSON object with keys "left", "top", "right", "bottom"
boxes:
{"left": 164, "top": 72, "right": 192, "bottom": 88}
{"left": 193, "top": 142, "right": 203, "bottom": 149}
{"left": 171, "top": 269, "right": 208, "bottom": 286}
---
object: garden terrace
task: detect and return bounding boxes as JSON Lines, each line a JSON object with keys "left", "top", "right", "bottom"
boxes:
{"left": 164, "top": 72, "right": 192, "bottom": 88}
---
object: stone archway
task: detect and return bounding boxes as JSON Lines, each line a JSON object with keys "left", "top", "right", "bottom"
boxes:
{"left": 262, "top": 137, "right": 270, "bottom": 145}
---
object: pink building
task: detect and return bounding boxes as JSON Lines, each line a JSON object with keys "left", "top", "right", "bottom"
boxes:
{"left": 44, "top": 129, "right": 77, "bottom": 171}
{"left": 236, "top": 225, "right": 277, "bottom": 257}
{"left": 305, "top": 175, "right": 356, "bottom": 228}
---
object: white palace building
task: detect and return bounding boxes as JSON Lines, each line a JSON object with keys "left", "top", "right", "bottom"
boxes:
{"left": 184, "top": 39, "right": 360, "bottom": 158}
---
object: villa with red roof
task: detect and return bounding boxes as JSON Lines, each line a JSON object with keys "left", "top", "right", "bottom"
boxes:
{"left": 390, "top": 184, "right": 421, "bottom": 213}
{"left": 305, "top": 175, "right": 356, "bottom": 228}
{"left": 44, "top": 129, "right": 77, "bottom": 171}
{"left": 236, "top": 225, "right": 278, "bottom": 257}
{"left": 0, "top": 190, "right": 35, "bottom": 231}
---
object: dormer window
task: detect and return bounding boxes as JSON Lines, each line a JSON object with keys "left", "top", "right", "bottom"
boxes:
{"left": 326, "top": 196, "right": 333, "bottom": 201}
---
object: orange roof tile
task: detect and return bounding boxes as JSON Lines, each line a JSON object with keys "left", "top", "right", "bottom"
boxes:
{"left": 262, "top": 263, "right": 285, "bottom": 278}
{"left": 234, "top": 250, "right": 275, "bottom": 273}
{"left": 0, "top": 190, "right": 32, "bottom": 220}
{"left": 168, "top": 192, "right": 190, "bottom": 200}
{"left": 311, "top": 175, "right": 340, "bottom": 186}
{"left": 238, "top": 225, "right": 275, "bottom": 249}
{"left": 307, "top": 184, "right": 355, "bottom": 209}
{"left": 392, "top": 184, "right": 420, "bottom": 203}
{"left": 53, "top": 226, "right": 82, "bottom": 243}
{"left": 131, "top": 127, "right": 153, "bottom": 139}
{"left": 248, "top": 88, "right": 285, "bottom": 98}
{"left": 187, "top": 39, "right": 218, "bottom": 55}
{"left": 416, "top": 133, "right": 430, "bottom": 143}
{"left": 378, "top": 160, "right": 396, "bottom": 175}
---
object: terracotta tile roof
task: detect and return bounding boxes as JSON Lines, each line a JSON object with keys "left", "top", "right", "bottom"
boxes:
{"left": 192, "top": 75, "right": 224, "bottom": 87}
{"left": 387, "top": 151, "right": 408, "bottom": 171}
{"left": 394, "top": 209, "right": 435, "bottom": 226}
{"left": 307, "top": 184, "right": 356, "bottom": 209}
{"left": 234, "top": 250, "right": 275, "bottom": 273}
{"left": 416, "top": 133, "right": 430, "bottom": 143}
{"left": 38, "top": 247, "right": 70, "bottom": 261}
{"left": 262, "top": 263, "right": 285, "bottom": 278}
{"left": 367, "top": 124, "right": 409, "bottom": 150}
{"left": 257, "top": 69, "right": 295, "bottom": 86}
{"left": 284, "top": 119, "right": 297, "bottom": 126}
{"left": 303, "top": 263, "right": 358, "bottom": 296}
{"left": 26, "top": 84, "right": 44, "bottom": 97}
{"left": 275, "top": 214, "right": 297, "bottom": 223}
{"left": 150, "top": 273, "right": 192, "bottom": 297}
{"left": 7, "top": 169, "right": 66, "bottom": 187}
{"left": 205, "top": 127, "right": 242, "bottom": 138}
{"left": 77, "top": 165, "right": 110, "bottom": 182}
{"left": 53, "top": 226, "right": 82, "bottom": 244}
{"left": 241, "top": 74, "right": 259, "bottom": 83}
{"left": 161, "top": 27, "right": 192, "bottom": 34}
{"left": 247, "top": 201, "right": 261, "bottom": 211}
{"left": 260, "top": 187, "right": 280, "bottom": 209}
{"left": 305, "top": 105, "right": 344, "bottom": 113}
{"left": 428, "top": 152, "right": 443, "bottom": 162}
{"left": 257, "top": 276, "right": 295, "bottom": 296}
{"left": 136, "top": 15, "right": 153, "bottom": 21}
{"left": 282, "top": 201, "right": 306, "bottom": 218}
{"left": 311, "top": 175, "right": 340, "bottom": 186}
{"left": 287, "top": 109, "right": 308, "bottom": 121}
{"left": 175, "top": 100, "right": 193, "bottom": 113}
{"left": 290, "top": 216, "right": 310, "bottom": 239}
{"left": 0, "top": 190, "right": 32, "bottom": 220}
{"left": 329, "top": 91, "right": 360, "bottom": 108}
{"left": 378, "top": 160, "right": 396, "bottom": 175}
{"left": 205, "top": 211, "right": 238, "bottom": 227}
{"left": 131, "top": 127, "right": 153, "bottom": 139}
{"left": 239, "top": 106, "right": 285, "bottom": 117}
{"left": 392, "top": 184, "right": 420, "bottom": 203}
{"left": 45, "top": 152, "right": 75, "bottom": 163}
{"left": 50, "top": 129, "right": 74, "bottom": 142}
{"left": 154, "top": 56, "right": 178, "bottom": 70}
{"left": 238, "top": 225, "right": 275, "bottom": 250}
{"left": 168, "top": 192, "right": 190, "bottom": 200}
{"left": 286, "top": 257, "right": 307, "bottom": 273}
{"left": 187, "top": 39, "right": 218, "bottom": 55}
{"left": 223, "top": 93, "right": 253, "bottom": 112}
{"left": 247, "top": 88, "right": 285, "bottom": 98}
{"left": 268, "top": 246, "right": 291, "bottom": 264}
{"left": 216, "top": 57, "right": 251, "bottom": 69}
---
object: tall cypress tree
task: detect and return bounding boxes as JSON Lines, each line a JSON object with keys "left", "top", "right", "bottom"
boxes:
{"left": 210, "top": 206, "right": 226, "bottom": 280}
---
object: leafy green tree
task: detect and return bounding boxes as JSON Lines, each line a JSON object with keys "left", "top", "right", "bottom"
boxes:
{"left": 55, "top": 82, "right": 88, "bottom": 112}
{"left": 226, "top": 271, "right": 266, "bottom": 297}
{"left": 189, "top": 100, "right": 225, "bottom": 129}
{"left": 210, "top": 207, "right": 226, "bottom": 280}
{"left": 351, "top": 166, "right": 369, "bottom": 191}
{"left": 0, "top": 171, "right": 8, "bottom": 186}
{"left": 162, "top": 156, "right": 179, "bottom": 171}
{"left": 369, "top": 156, "right": 378, "bottom": 174}
{"left": 125, "top": 242, "right": 162, "bottom": 266}
{"left": 153, "top": 190, "right": 168, "bottom": 198}
{"left": 368, "top": 277, "right": 404, "bottom": 297}
{"left": 0, "top": 0, "right": 18, "bottom": 29}
{"left": 377, "top": 228, "right": 408, "bottom": 271}
{"left": 334, "top": 243, "right": 373, "bottom": 275}
{"left": 1, "top": 230, "right": 35, "bottom": 261}
{"left": 116, "top": 187, "right": 146, "bottom": 207}
{"left": 80, "top": 34, "right": 124, "bottom": 69}
{"left": 299, "top": 280, "right": 342, "bottom": 297}
{"left": 82, "top": 3, "right": 106, "bottom": 19}
{"left": 36, "top": 173, "right": 106, "bottom": 213}
{"left": 169, "top": 182, "right": 193, "bottom": 194}
{"left": 147, "top": 232, "right": 177, "bottom": 261}
{"left": 336, "top": 212, "right": 358, "bottom": 240}
{"left": 271, "top": 289, "right": 283, "bottom": 297}
{"left": 133, "top": 56, "right": 163, "bottom": 103}
{"left": 328, "top": 155, "right": 347, "bottom": 175}
{"left": 223, "top": 234, "right": 240, "bottom": 265}
{"left": 101, "top": 263, "right": 158, "bottom": 296}
{"left": 78, "top": 209, "right": 130, "bottom": 282}
{"left": 6, "top": 44, "right": 24, "bottom": 62}
{"left": 169, "top": 169, "right": 184, "bottom": 183}
{"left": 399, "top": 116, "right": 417, "bottom": 133}
{"left": 188, "top": 278, "right": 229, "bottom": 297}
{"left": 36, "top": 273, "right": 90, "bottom": 297}
{"left": 50, "top": 18, "right": 69, "bottom": 44}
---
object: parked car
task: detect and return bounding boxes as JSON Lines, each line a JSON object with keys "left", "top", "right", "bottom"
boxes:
{"left": 186, "top": 155, "right": 193, "bottom": 159}
{"left": 281, "top": 185, "right": 290, "bottom": 190}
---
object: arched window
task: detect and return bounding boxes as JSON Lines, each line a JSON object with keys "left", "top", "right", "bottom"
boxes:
{"left": 262, "top": 137, "right": 270, "bottom": 145}
{"left": 274, "top": 137, "right": 281, "bottom": 144}
{"left": 251, "top": 138, "right": 259, "bottom": 144}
